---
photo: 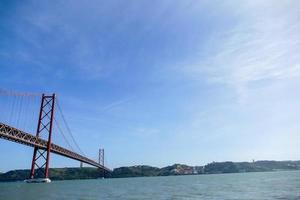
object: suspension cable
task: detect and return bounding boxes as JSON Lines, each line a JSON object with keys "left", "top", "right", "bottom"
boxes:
{"left": 0, "top": 88, "right": 41, "bottom": 97}
{"left": 56, "top": 98, "right": 86, "bottom": 157}
{"left": 54, "top": 117, "right": 75, "bottom": 152}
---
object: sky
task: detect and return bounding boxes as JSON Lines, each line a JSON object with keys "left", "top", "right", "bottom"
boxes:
{"left": 0, "top": 0, "right": 300, "bottom": 172}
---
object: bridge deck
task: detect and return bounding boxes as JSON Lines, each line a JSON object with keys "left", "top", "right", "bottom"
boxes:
{"left": 0, "top": 122, "right": 111, "bottom": 172}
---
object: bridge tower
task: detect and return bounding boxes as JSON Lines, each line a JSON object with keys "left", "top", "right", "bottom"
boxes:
{"left": 99, "top": 148, "right": 104, "bottom": 166}
{"left": 99, "top": 148, "right": 105, "bottom": 177}
{"left": 27, "top": 94, "right": 55, "bottom": 182}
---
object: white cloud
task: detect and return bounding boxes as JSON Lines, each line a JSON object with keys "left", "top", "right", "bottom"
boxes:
{"left": 182, "top": 1, "right": 300, "bottom": 103}
{"left": 133, "top": 127, "right": 160, "bottom": 138}
{"left": 101, "top": 97, "right": 133, "bottom": 112}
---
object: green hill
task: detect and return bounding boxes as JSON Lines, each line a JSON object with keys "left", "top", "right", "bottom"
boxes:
{"left": 1, "top": 160, "right": 300, "bottom": 182}
{"left": 0, "top": 167, "right": 105, "bottom": 182}
{"left": 112, "top": 165, "right": 160, "bottom": 178}
{"left": 204, "top": 160, "right": 300, "bottom": 174}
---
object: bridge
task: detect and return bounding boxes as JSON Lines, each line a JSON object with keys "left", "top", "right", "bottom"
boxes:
{"left": 0, "top": 89, "right": 111, "bottom": 182}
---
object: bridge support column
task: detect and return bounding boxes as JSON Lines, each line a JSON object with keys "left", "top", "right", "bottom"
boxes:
{"left": 99, "top": 149, "right": 105, "bottom": 178}
{"left": 26, "top": 94, "right": 55, "bottom": 183}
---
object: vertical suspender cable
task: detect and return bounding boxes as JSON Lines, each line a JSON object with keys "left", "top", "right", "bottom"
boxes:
{"left": 9, "top": 95, "right": 16, "bottom": 125}
{"left": 16, "top": 96, "right": 23, "bottom": 128}
{"left": 56, "top": 99, "right": 86, "bottom": 156}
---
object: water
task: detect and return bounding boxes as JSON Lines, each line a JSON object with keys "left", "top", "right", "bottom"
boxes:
{"left": 0, "top": 171, "right": 300, "bottom": 200}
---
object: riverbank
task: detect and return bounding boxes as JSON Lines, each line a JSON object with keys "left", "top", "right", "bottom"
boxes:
{"left": 1, "top": 160, "right": 299, "bottom": 182}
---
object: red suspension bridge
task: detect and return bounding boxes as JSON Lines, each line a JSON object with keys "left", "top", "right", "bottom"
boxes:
{"left": 0, "top": 89, "right": 111, "bottom": 182}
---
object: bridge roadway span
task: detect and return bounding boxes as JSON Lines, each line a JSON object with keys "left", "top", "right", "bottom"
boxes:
{"left": 0, "top": 122, "right": 111, "bottom": 172}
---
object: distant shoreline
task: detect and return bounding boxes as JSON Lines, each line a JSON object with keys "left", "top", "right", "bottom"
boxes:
{"left": 1, "top": 160, "right": 300, "bottom": 182}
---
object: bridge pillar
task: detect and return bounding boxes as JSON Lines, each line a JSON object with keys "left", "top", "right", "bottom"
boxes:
{"left": 99, "top": 148, "right": 105, "bottom": 177}
{"left": 27, "top": 94, "right": 55, "bottom": 183}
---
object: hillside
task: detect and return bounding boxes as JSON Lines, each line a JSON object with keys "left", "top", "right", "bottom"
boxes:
{"left": 112, "top": 161, "right": 300, "bottom": 178}
{"left": 112, "top": 165, "right": 160, "bottom": 178}
{"left": 203, "top": 160, "right": 300, "bottom": 174}
{"left": 0, "top": 167, "right": 105, "bottom": 182}
{"left": 1, "top": 160, "right": 300, "bottom": 182}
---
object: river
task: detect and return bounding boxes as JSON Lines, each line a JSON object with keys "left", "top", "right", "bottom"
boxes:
{"left": 0, "top": 170, "right": 299, "bottom": 200}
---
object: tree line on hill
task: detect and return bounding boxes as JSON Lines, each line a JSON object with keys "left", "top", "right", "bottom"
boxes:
{"left": 1, "top": 160, "right": 300, "bottom": 182}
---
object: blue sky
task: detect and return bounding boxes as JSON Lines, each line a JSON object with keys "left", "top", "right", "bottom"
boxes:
{"left": 0, "top": 0, "right": 300, "bottom": 172}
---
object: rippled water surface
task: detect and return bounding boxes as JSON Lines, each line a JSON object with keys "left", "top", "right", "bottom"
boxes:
{"left": 0, "top": 171, "right": 300, "bottom": 200}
